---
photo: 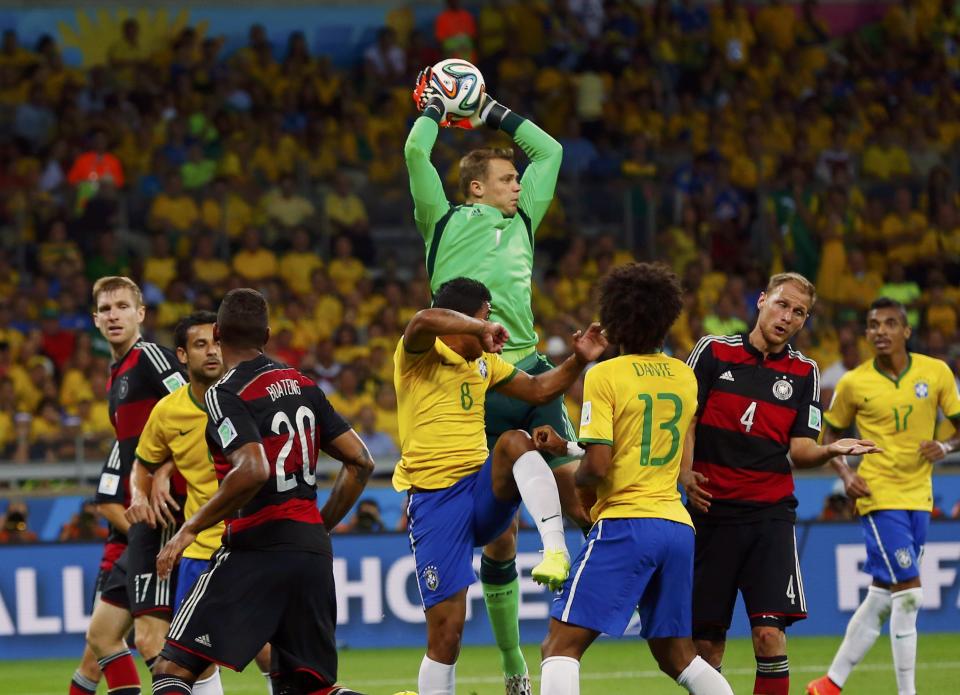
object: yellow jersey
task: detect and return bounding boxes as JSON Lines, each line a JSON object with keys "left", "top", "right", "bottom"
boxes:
{"left": 825, "top": 353, "right": 960, "bottom": 515}
{"left": 392, "top": 338, "right": 517, "bottom": 491}
{"left": 135, "top": 384, "right": 224, "bottom": 560}
{"left": 578, "top": 354, "right": 697, "bottom": 526}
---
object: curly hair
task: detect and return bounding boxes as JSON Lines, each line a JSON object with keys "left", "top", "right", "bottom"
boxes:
{"left": 598, "top": 262, "right": 683, "bottom": 355}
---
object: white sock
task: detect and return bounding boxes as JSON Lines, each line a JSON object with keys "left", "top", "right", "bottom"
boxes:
{"left": 192, "top": 667, "right": 223, "bottom": 695}
{"left": 890, "top": 587, "right": 922, "bottom": 695}
{"left": 513, "top": 450, "right": 567, "bottom": 553}
{"left": 539, "top": 656, "right": 580, "bottom": 695}
{"left": 418, "top": 654, "right": 456, "bottom": 695}
{"left": 676, "top": 655, "right": 734, "bottom": 695}
{"left": 827, "top": 585, "right": 891, "bottom": 686}
{"left": 261, "top": 672, "right": 273, "bottom": 695}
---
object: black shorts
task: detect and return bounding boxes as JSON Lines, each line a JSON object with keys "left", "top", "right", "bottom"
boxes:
{"left": 99, "top": 522, "right": 180, "bottom": 617}
{"left": 692, "top": 518, "right": 806, "bottom": 638}
{"left": 93, "top": 567, "right": 111, "bottom": 609}
{"left": 161, "top": 546, "right": 337, "bottom": 687}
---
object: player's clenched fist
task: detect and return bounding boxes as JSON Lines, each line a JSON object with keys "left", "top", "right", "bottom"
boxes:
{"left": 478, "top": 320, "right": 509, "bottom": 353}
{"left": 532, "top": 424, "right": 567, "bottom": 457}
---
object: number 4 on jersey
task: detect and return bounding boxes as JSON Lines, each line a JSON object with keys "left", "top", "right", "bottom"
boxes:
{"left": 740, "top": 401, "right": 758, "bottom": 433}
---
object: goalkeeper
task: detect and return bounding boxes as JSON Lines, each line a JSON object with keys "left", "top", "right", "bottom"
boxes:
{"left": 406, "top": 67, "right": 584, "bottom": 695}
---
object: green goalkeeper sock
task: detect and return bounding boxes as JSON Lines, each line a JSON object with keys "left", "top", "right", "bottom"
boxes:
{"left": 480, "top": 554, "right": 527, "bottom": 678}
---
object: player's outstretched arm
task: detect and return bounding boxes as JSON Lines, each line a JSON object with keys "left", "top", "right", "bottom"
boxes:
{"left": 511, "top": 110, "right": 562, "bottom": 232}
{"left": 403, "top": 308, "right": 509, "bottom": 354}
{"left": 495, "top": 323, "right": 606, "bottom": 405}
{"left": 789, "top": 434, "right": 882, "bottom": 470}
{"left": 406, "top": 71, "right": 451, "bottom": 239}
{"left": 156, "top": 442, "right": 270, "bottom": 579}
{"left": 822, "top": 423, "right": 872, "bottom": 499}
{"left": 319, "top": 429, "right": 375, "bottom": 531}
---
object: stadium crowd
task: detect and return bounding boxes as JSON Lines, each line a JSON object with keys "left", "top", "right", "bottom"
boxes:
{"left": 0, "top": 0, "right": 959, "bottom": 474}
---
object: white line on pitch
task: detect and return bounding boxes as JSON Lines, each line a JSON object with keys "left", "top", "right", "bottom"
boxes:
{"left": 346, "top": 661, "right": 960, "bottom": 687}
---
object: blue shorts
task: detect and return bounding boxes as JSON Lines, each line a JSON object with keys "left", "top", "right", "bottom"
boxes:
{"left": 407, "top": 455, "right": 520, "bottom": 610}
{"left": 860, "top": 510, "right": 929, "bottom": 584}
{"left": 551, "top": 518, "right": 694, "bottom": 639}
{"left": 174, "top": 557, "right": 213, "bottom": 611}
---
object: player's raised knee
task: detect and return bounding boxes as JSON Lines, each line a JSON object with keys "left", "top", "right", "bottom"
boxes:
{"left": 497, "top": 429, "right": 533, "bottom": 460}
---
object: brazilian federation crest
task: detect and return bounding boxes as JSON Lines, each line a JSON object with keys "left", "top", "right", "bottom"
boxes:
{"left": 895, "top": 547, "right": 913, "bottom": 569}
{"left": 477, "top": 358, "right": 488, "bottom": 380}
{"left": 914, "top": 381, "right": 929, "bottom": 399}
{"left": 772, "top": 378, "right": 793, "bottom": 401}
{"left": 423, "top": 565, "right": 440, "bottom": 591}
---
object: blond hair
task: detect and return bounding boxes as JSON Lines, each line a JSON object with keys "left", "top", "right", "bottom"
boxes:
{"left": 766, "top": 272, "right": 816, "bottom": 308}
{"left": 458, "top": 147, "right": 514, "bottom": 199}
{"left": 92, "top": 276, "right": 143, "bottom": 307}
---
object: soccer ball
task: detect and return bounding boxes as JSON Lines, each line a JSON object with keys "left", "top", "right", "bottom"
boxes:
{"left": 429, "top": 58, "right": 485, "bottom": 119}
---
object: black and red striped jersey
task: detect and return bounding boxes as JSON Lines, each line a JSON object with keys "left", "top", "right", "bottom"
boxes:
{"left": 95, "top": 339, "right": 188, "bottom": 546}
{"left": 204, "top": 354, "right": 350, "bottom": 553}
{"left": 686, "top": 333, "right": 822, "bottom": 523}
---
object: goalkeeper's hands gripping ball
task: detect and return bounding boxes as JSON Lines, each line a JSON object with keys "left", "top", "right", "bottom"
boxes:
{"left": 412, "top": 66, "right": 446, "bottom": 121}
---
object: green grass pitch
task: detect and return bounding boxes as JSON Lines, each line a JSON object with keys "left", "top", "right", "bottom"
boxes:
{"left": 5, "top": 634, "right": 959, "bottom": 694}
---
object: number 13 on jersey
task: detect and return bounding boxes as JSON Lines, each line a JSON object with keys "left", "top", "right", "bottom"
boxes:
{"left": 637, "top": 392, "right": 683, "bottom": 466}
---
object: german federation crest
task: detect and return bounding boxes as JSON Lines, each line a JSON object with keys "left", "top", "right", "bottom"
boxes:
{"left": 423, "top": 565, "right": 440, "bottom": 591}
{"left": 117, "top": 376, "right": 129, "bottom": 399}
{"left": 477, "top": 358, "right": 488, "bottom": 380}
{"left": 895, "top": 547, "right": 913, "bottom": 569}
{"left": 772, "top": 378, "right": 793, "bottom": 401}
{"left": 914, "top": 381, "right": 929, "bottom": 399}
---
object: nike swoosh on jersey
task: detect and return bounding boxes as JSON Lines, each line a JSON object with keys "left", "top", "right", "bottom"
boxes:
{"left": 178, "top": 429, "right": 194, "bottom": 436}
{"left": 440, "top": 361, "right": 458, "bottom": 367}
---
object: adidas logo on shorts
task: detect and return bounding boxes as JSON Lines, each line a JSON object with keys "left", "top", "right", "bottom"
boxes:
{"left": 720, "top": 370, "right": 735, "bottom": 382}
{"left": 194, "top": 634, "right": 212, "bottom": 648}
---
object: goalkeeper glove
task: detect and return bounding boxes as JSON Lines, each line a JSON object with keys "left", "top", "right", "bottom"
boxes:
{"left": 443, "top": 93, "right": 513, "bottom": 130}
{"left": 412, "top": 66, "right": 446, "bottom": 121}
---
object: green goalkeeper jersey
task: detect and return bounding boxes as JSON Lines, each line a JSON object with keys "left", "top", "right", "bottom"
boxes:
{"left": 404, "top": 113, "right": 563, "bottom": 358}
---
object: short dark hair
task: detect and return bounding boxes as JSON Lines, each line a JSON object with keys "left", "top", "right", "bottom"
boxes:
{"left": 431, "top": 277, "right": 491, "bottom": 316}
{"left": 868, "top": 297, "right": 909, "bottom": 326}
{"left": 217, "top": 289, "right": 269, "bottom": 349}
{"left": 174, "top": 310, "right": 218, "bottom": 350}
{"left": 599, "top": 262, "right": 683, "bottom": 354}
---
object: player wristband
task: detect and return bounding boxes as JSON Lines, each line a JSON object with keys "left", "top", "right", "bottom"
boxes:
{"left": 937, "top": 441, "right": 954, "bottom": 456}
{"left": 567, "top": 441, "right": 585, "bottom": 459}
{"left": 423, "top": 96, "right": 445, "bottom": 123}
